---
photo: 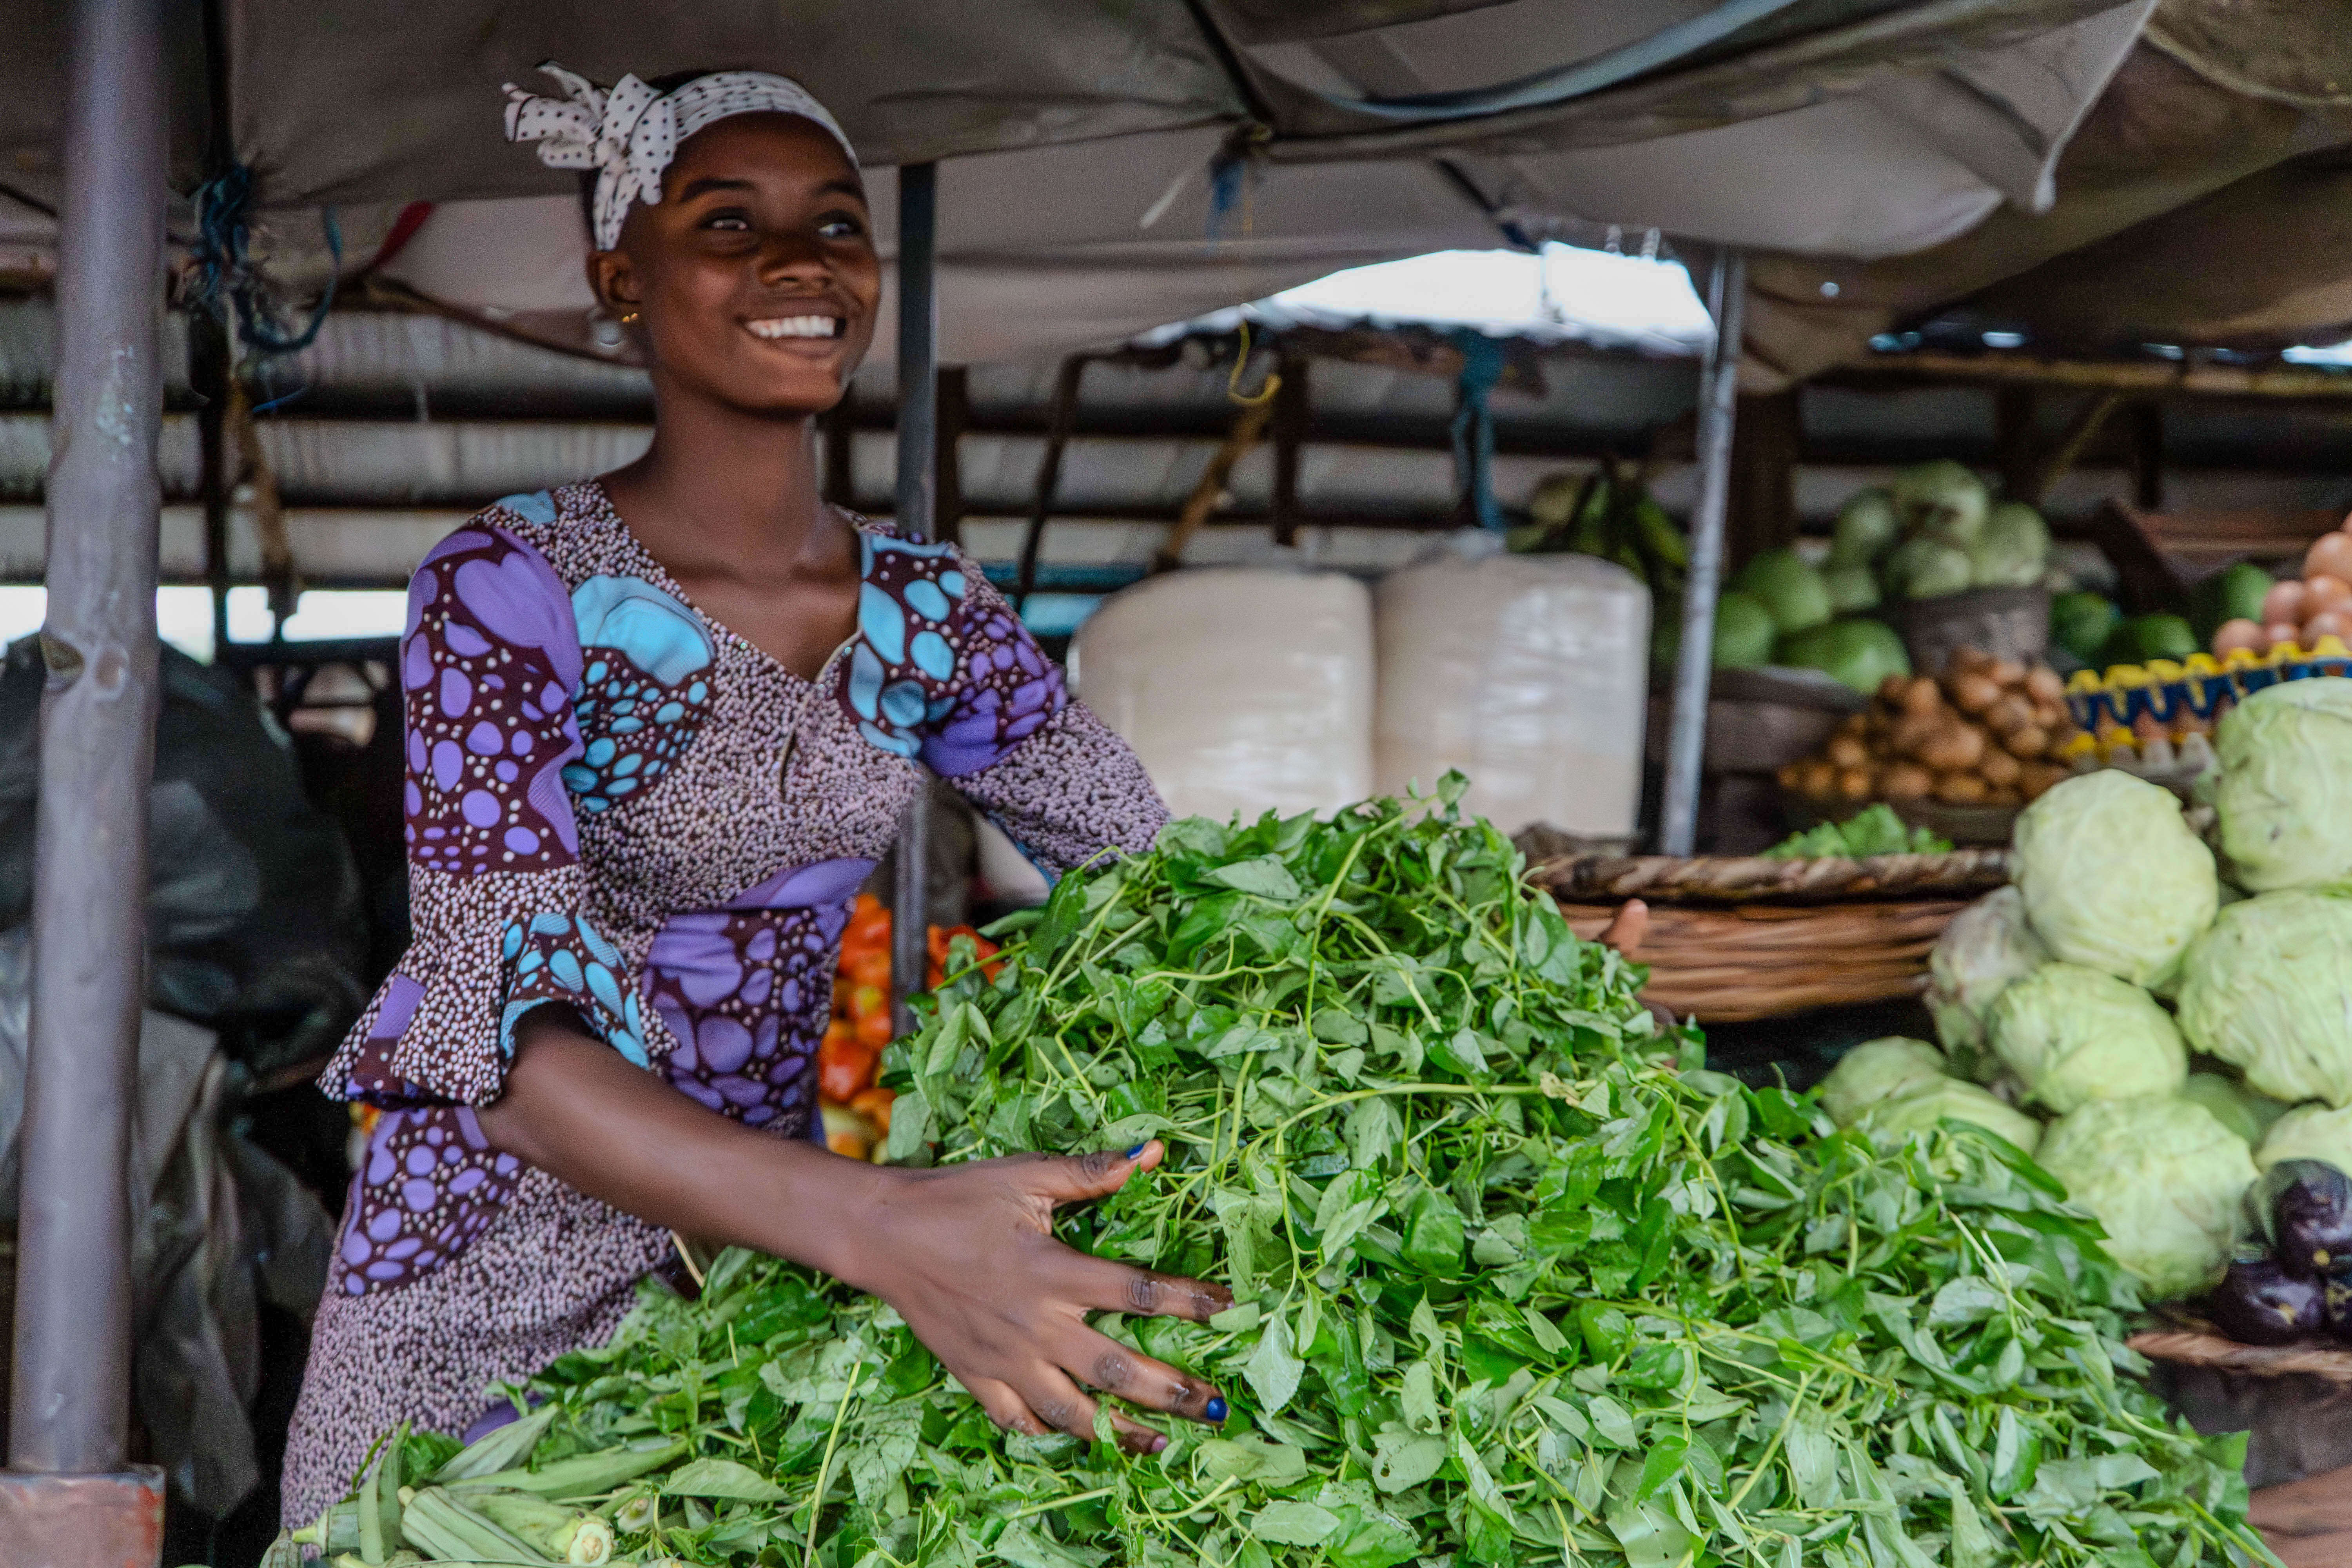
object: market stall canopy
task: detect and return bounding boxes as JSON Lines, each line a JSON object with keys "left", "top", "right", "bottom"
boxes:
{"left": 1742, "top": 0, "right": 2352, "bottom": 387}
{"left": 0, "top": 1, "right": 2161, "bottom": 365}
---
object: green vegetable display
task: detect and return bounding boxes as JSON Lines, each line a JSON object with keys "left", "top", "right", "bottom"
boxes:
{"left": 2214, "top": 679, "right": 2352, "bottom": 893}
{"left": 1813, "top": 1037, "right": 1950, "bottom": 1126}
{"left": 1761, "top": 804, "right": 1951, "bottom": 862}
{"left": 1860, "top": 1081, "right": 2042, "bottom": 1157}
{"left": 1828, "top": 490, "right": 1899, "bottom": 570}
{"left": 1985, "top": 963, "right": 2187, "bottom": 1116}
{"left": 2011, "top": 772, "right": 2218, "bottom": 988}
{"left": 2182, "top": 1074, "right": 2289, "bottom": 1152}
{"left": 2254, "top": 1102, "right": 2352, "bottom": 1174}
{"left": 2049, "top": 594, "right": 2122, "bottom": 667}
{"left": 1772, "top": 618, "right": 1911, "bottom": 696}
{"left": 2177, "top": 889, "right": 2352, "bottom": 1107}
{"left": 1969, "top": 506, "right": 2051, "bottom": 592}
{"left": 2098, "top": 615, "right": 2198, "bottom": 670}
{"left": 1924, "top": 889, "right": 2046, "bottom": 1083}
{"left": 1891, "top": 461, "right": 1991, "bottom": 553}
{"left": 300, "top": 786, "right": 2267, "bottom": 1568}
{"left": 1734, "top": 548, "right": 1833, "bottom": 636}
{"left": 1711, "top": 591, "right": 1778, "bottom": 670}
{"left": 2036, "top": 1098, "right": 2256, "bottom": 1303}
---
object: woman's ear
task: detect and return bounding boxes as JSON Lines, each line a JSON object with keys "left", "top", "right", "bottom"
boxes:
{"left": 586, "top": 248, "right": 640, "bottom": 313}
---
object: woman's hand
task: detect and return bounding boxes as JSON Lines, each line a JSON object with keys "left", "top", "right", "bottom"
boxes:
{"left": 1598, "top": 897, "right": 1649, "bottom": 956}
{"left": 830, "top": 1140, "right": 1231, "bottom": 1452}
{"left": 481, "top": 1026, "right": 1230, "bottom": 1454}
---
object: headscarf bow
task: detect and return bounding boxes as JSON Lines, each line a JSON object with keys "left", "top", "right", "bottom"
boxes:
{"left": 503, "top": 61, "right": 857, "bottom": 251}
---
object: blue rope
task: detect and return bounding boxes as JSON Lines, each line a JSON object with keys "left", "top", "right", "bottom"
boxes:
{"left": 1450, "top": 328, "right": 1507, "bottom": 530}
{"left": 189, "top": 165, "right": 341, "bottom": 356}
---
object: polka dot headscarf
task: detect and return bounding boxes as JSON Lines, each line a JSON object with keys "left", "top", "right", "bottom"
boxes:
{"left": 503, "top": 61, "right": 858, "bottom": 251}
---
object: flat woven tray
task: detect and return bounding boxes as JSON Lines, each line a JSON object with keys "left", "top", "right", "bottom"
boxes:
{"left": 2130, "top": 1329, "right": 2352, "bottom": 1386}
{"left": 1532, "top": 848, "right": 2012, "bottom": 907}
{"left": 1559, "top": 898, "right": 1967, "bottom": 1022}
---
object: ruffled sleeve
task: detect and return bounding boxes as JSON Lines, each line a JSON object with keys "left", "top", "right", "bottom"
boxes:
{"left": 324, "top": 518, "right": 664, "bottom": 1110}
{"left": 842, "top": 534, "right": 1167, "bottom": 877}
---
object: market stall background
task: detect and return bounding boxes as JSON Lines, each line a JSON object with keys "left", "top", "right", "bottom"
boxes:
{"left": 13, "top": 0, "right": 2352, "bottom": 1564}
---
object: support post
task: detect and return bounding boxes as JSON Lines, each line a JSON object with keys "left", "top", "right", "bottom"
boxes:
{"left": 6, "top": 0, "right": 171, "bottom": 1550}
{"left": 891, "top": 163, "right": 938, "bottom": 1037}
{"left": 1658, "top": 251, "right": 1746, "bottom": 857}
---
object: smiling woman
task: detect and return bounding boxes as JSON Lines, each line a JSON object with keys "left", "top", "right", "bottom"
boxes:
{"left": 279, "top": 63, "right": 1230, "bottom": 1527}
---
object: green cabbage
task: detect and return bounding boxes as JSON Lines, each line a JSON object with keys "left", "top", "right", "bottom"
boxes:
{"left": 2037, "top": 1096, "right": 2256, "bottom": 1300}
{"left": 1862, "top": 1079, "right": 2042, "bottom": 1154}
{"left": 1774, "top": 618, "right": 1911, "bottom": 696}
{"left": 2254, "top": 1102, "right": 2352, "bottom": 1173}
{"left": 1829, "top": 488, "right": 1899, "bottom": 569}
{"left": 2215, "top": 678, "right": 2352, "bottom": 892}
{"left": 1891, "top": 460, "right": 1990, "bottom": 551}
{"left": 2181, "top": 1072, "right": 2290, "bottom": 1149}
{"left": 1987, "top": 961, "right": 2187, "bottom": 1112}
{"left": 1733, "top": 549, "right": 1833, "bottom": 635}
{"left": 2013, "top": 771, "right": 2218, "bottom": 986}
{"left": 1815, "top": 1037, "right": 1949, "bottom": 1126}
{"left": 1884, "top": 537, "right": 1974, "bottom": 601}
{"left": 1822, "top": 565, "right": 1881, "bottom": 614}
{"left": 1927, "top": 887, "right": 2048, "bottom": 1080}
{"left": 2177, "top": 889, "right": 2352, "bottom": 1106}
{"left": 1970, "top": 503, "right": 2049, "bottom": 590}
{"left": 1711, "top": 590, "right": 1777, "bottom": 669}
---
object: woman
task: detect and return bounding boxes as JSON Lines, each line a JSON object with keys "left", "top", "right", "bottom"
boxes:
{"left": 283, "top": 64, "right": 1232, "bottom": 1522}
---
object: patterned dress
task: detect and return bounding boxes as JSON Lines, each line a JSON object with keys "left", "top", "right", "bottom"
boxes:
{"left": 281, "top": 480, "right": 1167, "bottom": 1525}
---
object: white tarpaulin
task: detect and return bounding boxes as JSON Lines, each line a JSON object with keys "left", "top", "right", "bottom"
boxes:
{"left": 0, "top": 1, "right": 2155, "bottom": 365}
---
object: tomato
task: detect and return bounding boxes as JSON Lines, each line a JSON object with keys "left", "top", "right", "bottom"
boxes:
{"left": 848, "top": 949, "right": 891, "bottom": 991}
{"left": 820, "top": 1040, "right": 878, "bottom": 1102}
{"left": 854, "top": 1009, "right": 893, "bottom": 1049}
{"left": 849, "top": 1085, "right": 895, "bottom": 1134}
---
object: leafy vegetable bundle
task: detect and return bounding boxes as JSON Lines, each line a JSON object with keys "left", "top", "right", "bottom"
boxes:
{"left": 299, "top": 782, "right": 2267, "bottom": 1568}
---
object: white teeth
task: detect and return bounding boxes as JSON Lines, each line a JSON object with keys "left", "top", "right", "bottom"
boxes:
{"left": 746, "top": 315, "right": 840, "bottom": 339}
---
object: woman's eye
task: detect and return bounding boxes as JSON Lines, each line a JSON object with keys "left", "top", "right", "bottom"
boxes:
{"left": 704, "top": 212, "right": 753, "bottom": 232}
{"left": 818, "top": 216, "right": 865, "bottom": 240}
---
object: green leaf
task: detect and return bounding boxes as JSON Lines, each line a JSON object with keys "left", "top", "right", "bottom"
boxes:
{"left": 1197, "top": 1435, "right": 1312, "bottom": 1486}
{"left": 1245, "top": 1312, "right": 1305, "bottom": 1414}
{"left": 1634, "top": 1436, "right": 1689, "bottom": 1503}
{"left": 667, "top": 1456, "right": 788, "bottom": 1501}
{"left": 1370, "top": 1429, "right": 1447, "bottom": 1493}
{"left": 1400, "top": 1360, "right": 1442, "bottom": 1434}
{"left": 1206, "top": 856, "right": 1303, "bottom": 901}
{"left": 1316, "top": 1169, "right": 1386, "bottom": 1261}
{"left": 1250, "top": 1502, "right": 1342, "bottom": 1545}
{"left": 1346, "top": 1097, "right": 1401, "bottom": 1170}
{"left": 1401, "top": 1189, "right": 1466, "bottom": 1276}
{"left": 1989, "top": 1407, "right": 2041, "bottom": 1501}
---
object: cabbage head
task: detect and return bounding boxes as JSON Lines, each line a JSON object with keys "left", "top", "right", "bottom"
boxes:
{"left": 2177, "top": 889, "right": 2352, "bottom": 1106}
{"left": 1816, "top": 1037, "right": 1948, "bottom": 1126}
{"left": 2215, "top": 677, "right": 2352, "bottom": 892}
{"left": 1927, "top": 887, "right": 2047, "bottom": 1078}
{"left": 1860, "top": 1078, "right": 2042, "bottom": 1154}
{"left": 2013, "top": 770, "right": 2218, "bottom": 986}
{"left": 2181, "top": 1072, "right": 2290, "bottom": 1149}
{"left": 1969, "top": 503, "right": 2049, "bottom": 589}
{"left": 1884, "top": 537, "right": 1974, "bottom": 601}
{"left": 2255, "top": 1102, "right": 2352, "bottom": 1173}
{"left": 1891, "top": 459, "right": 1990, "bottom": 551}
{"left": 2038, "top": 1096, "right": 2256, "bottom": 1300}
{"left": 1986, "top": 961, "right": 2186, "bottom": 1113}
{"left": 1829, "top": 488, "right": 1898, "bottom": 569}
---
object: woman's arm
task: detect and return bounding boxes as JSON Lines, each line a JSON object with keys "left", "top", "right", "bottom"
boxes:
{"left": 479, "top": 1011, "right": 1231, "bottom": 1452}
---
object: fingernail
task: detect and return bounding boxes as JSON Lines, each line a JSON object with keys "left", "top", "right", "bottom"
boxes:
{"left": 1124, "top": 1143, "right": 1149, "bottom": 1160}
{"left": 1204, "top": 1396, "right": 1228, "bottom": 1423}
{"left": 1149, "top": 1434, "right": 1169, "bottom": 1454}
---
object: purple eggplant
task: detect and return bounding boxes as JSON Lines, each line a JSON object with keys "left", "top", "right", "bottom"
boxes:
{"left": 2202, "top": 1249, "right": 2326, "bottom": 1345}
{"left": 2257, "top": 1160, "right": 2352, "bottom": 1279}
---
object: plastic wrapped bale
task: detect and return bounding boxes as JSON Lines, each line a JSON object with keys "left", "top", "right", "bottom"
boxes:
{"left": 1071, "top": 569, "right": 1374, "bottom": 822}
{"left": 1370, "top": 544, "right": 1649, "bottom": 838}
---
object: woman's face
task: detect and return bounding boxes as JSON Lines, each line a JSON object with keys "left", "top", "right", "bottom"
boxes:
{"left": 589, "top": 112, "right": 880, "bottom": 417}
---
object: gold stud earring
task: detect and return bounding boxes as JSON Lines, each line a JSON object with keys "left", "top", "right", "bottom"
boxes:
{"left": 620, "top": 310, "right": 640, "bottom": 324}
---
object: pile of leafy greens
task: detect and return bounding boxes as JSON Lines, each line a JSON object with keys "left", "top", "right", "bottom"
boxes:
{"left": 305, "top": 780, "right": 2265, "bottom": 1568}
{"left": 1763, "top": 806, "right": 1953, "bottom": 862}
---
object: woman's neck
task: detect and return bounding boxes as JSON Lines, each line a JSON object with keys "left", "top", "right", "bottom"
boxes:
{"left": 604, "top": 383, "right": 840, "bottom": 577}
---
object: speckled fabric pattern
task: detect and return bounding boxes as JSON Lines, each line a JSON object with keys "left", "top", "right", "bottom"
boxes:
{"left": 286, "top": 479, "right": 1168, "bottom": 1526}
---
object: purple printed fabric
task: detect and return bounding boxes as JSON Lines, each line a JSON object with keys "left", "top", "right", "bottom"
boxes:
{"left": 336, "top": 1107, "right": 523, "bottom": 1296}
{"left": 646, "top": 855, "right": 873, "bottom": 1135}
{"left": 838, "top": 536, "right": 1067, "bottom": 777}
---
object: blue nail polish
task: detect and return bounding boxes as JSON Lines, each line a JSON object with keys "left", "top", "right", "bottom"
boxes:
{"left": 1204, "top": 1397, "right": 1228, "bottom": 1423}
{"left": 1124, "top": 1143, "right": 1149, "bottom": 1159}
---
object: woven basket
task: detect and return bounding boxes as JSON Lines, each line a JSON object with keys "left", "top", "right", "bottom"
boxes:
{"left": 1531, "top": 848, "right": 2010, "bottom": 906}
{"left": 1558, "top": 898, "right": 1967, "bottom": 1022}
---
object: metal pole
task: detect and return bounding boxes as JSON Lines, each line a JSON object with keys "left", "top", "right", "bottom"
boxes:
{"left": 9, "top": 0, "right": 166, "bottom": 1480}
{"left": 890, "top": 163, "right": 938, "bottom": 1036}
{"left": 1658, "top": 250, "right": 1745, "bottom": 857}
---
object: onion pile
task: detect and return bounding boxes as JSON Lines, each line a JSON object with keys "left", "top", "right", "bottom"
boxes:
{"left": 1780, "top": 649, "right": 2080, "bottom": 808}
{"left": 2214, "top": 513, "right": 2352, "bottom": 657}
